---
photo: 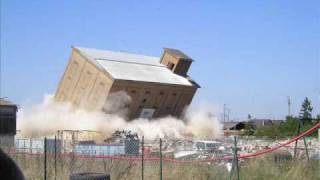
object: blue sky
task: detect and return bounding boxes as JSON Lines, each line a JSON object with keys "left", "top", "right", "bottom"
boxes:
{"left": 1, "top": 0, "right": 319, "bottom": 120}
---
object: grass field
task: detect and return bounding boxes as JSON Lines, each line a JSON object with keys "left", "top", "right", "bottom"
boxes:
{"left": 8, "top": 152, "right": 320, "bottom": 180}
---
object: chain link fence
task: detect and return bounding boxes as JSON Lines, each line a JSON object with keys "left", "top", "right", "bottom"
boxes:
{"left": 2, "top": 127, "right": 320, "bottom": 180}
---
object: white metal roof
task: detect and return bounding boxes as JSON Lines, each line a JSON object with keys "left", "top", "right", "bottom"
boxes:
{"left": 76, "top": 47, "right": 161, "bottom": 66}
{"left": 75, "top": 47, "right": 192, "bottom": 86}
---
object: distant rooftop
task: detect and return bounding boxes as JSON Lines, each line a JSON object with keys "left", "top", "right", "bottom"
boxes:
{"left": 74, "top": 47, "right": 194, "bottom": 86}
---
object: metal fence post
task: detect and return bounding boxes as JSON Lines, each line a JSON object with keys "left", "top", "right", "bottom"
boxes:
{"left": 299, "top": 120, "right": 310, "bottom": 162}
{"left": 294, "top": 122, "right": 301, "bottom": 158}
{"left": 234, "top": 136, "right": 240, "bottom": 180}
{"left": 230, "top": 136, "right": 239, "bottom": 180}
{"left": 141, "top": 136, "right": 144, "bottom": 180}
{"left": 23, "top": 139, "right": 26, "bottom": 153}
{"left": 294, "top": 119, "right": 310, "bottom": 161}
{"left": 160, "top": 138, "right": 163, "bottom": 180}
{"left": 54, "top": 135, "right": 57, "bottom": 180}
{"left": 30, "top": 138, "right": 32, "bottom": 153}
{"left": 44, "top": 137, "right": 47, "bottom": 180}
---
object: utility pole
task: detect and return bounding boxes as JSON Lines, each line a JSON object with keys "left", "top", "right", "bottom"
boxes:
{"left": 287, "top": 96, "right": 291, "bottom": 117}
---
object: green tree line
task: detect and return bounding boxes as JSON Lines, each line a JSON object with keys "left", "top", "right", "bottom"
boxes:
{"left": 247, "top": 97, "right": 319, "bottom": 138}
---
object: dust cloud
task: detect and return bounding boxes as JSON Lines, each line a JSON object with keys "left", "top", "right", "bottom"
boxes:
{"left": 17, "top": 93, "right": 222, "bottom": 140}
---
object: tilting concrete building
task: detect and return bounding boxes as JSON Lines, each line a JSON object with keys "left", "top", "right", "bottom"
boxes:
{"left": 55, "top": 47, "right": 199, "bottom": 120}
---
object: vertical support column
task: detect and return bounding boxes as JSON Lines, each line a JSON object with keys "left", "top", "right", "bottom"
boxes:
{"left": 141, "top": 136, "right": 144, "bottom": 180}
{"left": 159, "top": 138, "right": 163, "bottom": 180}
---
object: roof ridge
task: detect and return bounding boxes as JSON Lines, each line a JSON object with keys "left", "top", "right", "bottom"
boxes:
{"left": 75, "top": 46, "right": 159, "bottom": 59}
{"left": 96, "top": 58, "right": 165, "bottom": 67}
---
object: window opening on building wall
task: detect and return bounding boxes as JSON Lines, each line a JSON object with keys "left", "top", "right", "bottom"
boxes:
{"left": 167, "top": 62, "right": 175, "bottom": 70}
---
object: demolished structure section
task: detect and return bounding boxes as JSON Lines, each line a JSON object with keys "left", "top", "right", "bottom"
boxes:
{"left": 55, "top": 47, "right": 199, "bottom": 120}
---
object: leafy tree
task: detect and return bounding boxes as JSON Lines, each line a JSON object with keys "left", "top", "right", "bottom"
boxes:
{"left": 254, "top": 124, "right": 281, "bottom": 139}
{"left": 251, "top": 115, "right": 318, "bottom": 138}
{"left": 315, "top": 114, "right": 320, "bottom": 123}
{"left": 299, "top": 97, "right": 313, "bottom": 124}
{"left": 244, "top": 122, "right": 255, "bottom": 135}
{"left": 279, "top": 116, "right": 299, "bottom": 136}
